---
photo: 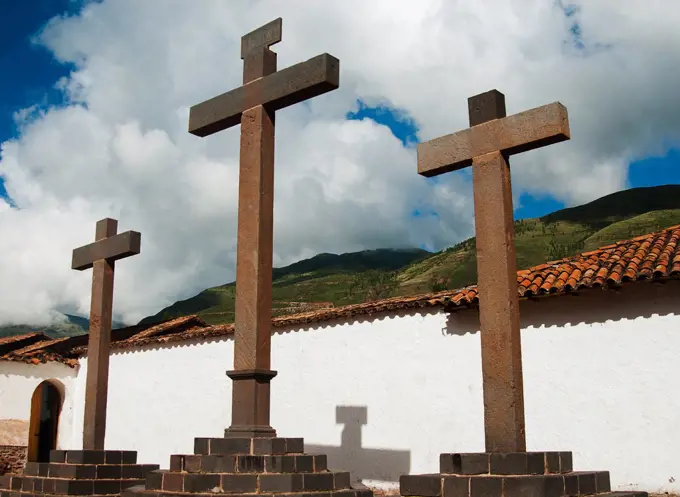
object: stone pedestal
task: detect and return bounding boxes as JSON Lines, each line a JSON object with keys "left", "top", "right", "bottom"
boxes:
{"left": 0, "top": 450, "right": 158, "bottom": 497}
{"left": 400, "top": 452, "right": 648, "bottom": 497}
{"left": 121, "top": 437, "right": 372, "bottom": 497}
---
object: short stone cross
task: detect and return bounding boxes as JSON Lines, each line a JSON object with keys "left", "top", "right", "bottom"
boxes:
{"left": 417, "top": 90, "right": 570, "bottom": 452}
{"left": 188, "top": 18, "right": 339, "bottom": 438}
{"left": 72, "top": 218, "right": 141, "bottom": 450}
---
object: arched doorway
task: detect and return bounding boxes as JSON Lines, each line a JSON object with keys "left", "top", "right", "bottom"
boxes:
{"left": 27, "top": 381, "right": 63, "bottom": 463}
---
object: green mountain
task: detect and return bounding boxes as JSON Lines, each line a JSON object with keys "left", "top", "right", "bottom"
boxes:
{"left": 0, "top": 315, "right": 126, "bottom": 339}
{"left": 140, "top": 185, "right": 680, "bottom": 327}
{"left": 3, "top": 185, "right": 680, "bottom": 337}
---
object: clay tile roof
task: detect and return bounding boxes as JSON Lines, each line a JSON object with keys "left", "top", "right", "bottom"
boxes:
{"left": 0, "top": 332, "right": 51, "bottom": 356}
{"left": 0, "top": 316, "right": 209, "bottom": 367}
{"left": 3, "top": 225, "right": 680, "bottom": 362}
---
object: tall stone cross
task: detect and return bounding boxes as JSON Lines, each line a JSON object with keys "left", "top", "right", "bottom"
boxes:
{"left": 187, "top": 18, "right": 339, "bottom": 438}
{"left": 418, "top": 90, "right": 570, "bottom": 452}
{"left": 71, "top": 218, "right": 141, "bottom": 450}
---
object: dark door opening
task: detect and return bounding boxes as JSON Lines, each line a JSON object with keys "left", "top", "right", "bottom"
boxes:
{"left": 28, "top": 381, "right": 62, "bottom": 463}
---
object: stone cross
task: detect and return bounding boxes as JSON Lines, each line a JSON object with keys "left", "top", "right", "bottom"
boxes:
{"left": 72, "top": 218, "right": 141, "bottom": 450}
{"left": 188, "top": 18, "right": 339, "bottom": 438}
{"left": 417, "top": 90, "right": 570, "bottom": 452}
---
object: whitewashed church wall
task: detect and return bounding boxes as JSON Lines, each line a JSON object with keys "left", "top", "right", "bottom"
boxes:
{"left": 0, "top": 361, "right": 78, "bottom": 448}
{"left": 73, "top": 280, "right": 680, "bottom": 493}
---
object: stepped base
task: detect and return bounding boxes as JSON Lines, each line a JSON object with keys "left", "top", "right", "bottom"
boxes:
{"left": 122, "top": 437, "right": 372, "bottom": 497}
{"left": 0, "top": 450, "right": 159, "bottom": 497}
{"left": 399, "top": 452, "right": 649, "bottom": 497}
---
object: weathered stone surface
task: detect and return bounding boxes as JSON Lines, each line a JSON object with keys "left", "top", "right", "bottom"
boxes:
{"left": 72, "top": 219, "right": 142, "bottom": 450}
{"left": 193, "top": 438, "right": 304, "bottom": 456}
{"left": 417, "top": 101, "right": 570, "bottom": 177}
{"left": 188, "top": 54, "right": 339, "bottom": 137}
{"left": 0, "top": 446, "right": 27, "bottom": 476}
{"left": 401, "top": 467, "right": 620, "bottom": 497}
{"left": 415, "top": 89, "right": 571, "bottom": 453}
{"left": 0, "top": 449, "right": 158, "bottom": 497}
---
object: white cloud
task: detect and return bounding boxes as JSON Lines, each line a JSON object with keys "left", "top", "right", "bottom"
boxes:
{"left": 1, "top": 0, "right": 679, "bottom": 325}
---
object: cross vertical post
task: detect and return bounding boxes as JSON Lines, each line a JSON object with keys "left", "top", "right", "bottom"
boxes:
{"left": 187, "top": 18, "right": 340, "bottom": 438}
{"left": 72, "top": 218, "right": 141, "bottom": 449}
{"left": 416, "top": 90, "right": 570, "bottom": 452}
{"left": 469, "top": 91, "right": 525, "bottom": 453}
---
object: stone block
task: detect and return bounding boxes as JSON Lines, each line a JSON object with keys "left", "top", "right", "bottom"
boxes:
{"left": 401, "top": 474, "right": 442, "bottom": 497}
{"left": 545, "top": 453, "right": 560, "bottom": 474}
{"left": 441, "top": 454, "right": 489, "bottom": 475}
{"left": 490, "top": 453, "right": 528, "bottom": 475}
{"left": 183, "top": 455, "right": 202, "bottom": 473}
{"left": 65, "top": 451, "right": 106, "bottom": 465}
{"left": 295, "top": 455, "right": 314, "bottom": 473}
{"left": 162, "top": 472, "right": 184, "bottom": 492}
{"left": 504, "top": 475, "right": 544, "bottom": 497}
{"left": 560, "top": 453, "right": 573, "bottom": 473}
{"left": 183, "top": 473, "right": 221, "bottom": 493}
{"left": 220, "top": 473, "right": 258, "bottom": 493}
{"left": 596, "top": 471, "right": 611, "bottom": 493}
{"left": 264, "top": 455, "right": 295, "bottom": 473}
{"left": 565, "top": 474, "right": 579, "bottom": 495}
{"left": 333, "top": 471, "right": 351, "bottom": 490}
{"left": 237, "top": 455, "right": 266, "bottom": 473}
{"left": 49, "top": 451, "right": 66, "bottom": 463}
{"left": 201, "top": 455, "right": 237, "bottom": 474}
{"left": 145, "top": 471, "right": 162, "bottom": 490}
{"left": 259, "top": 473, "right": 303, "bottom": 492}
{"left": 97, "top": 465, "right": 122, "bottom": 479}
{"left": 527, "top": 453, "right": 545, "bottom": 475}
{"left": 169, "top": 455, "right": 184, "bottom": 472}
{"left": 441, "top": 475, "right": 469, "bottom": 497}
{"left": 93, "top": 479, "right": 119, "bottom": 494}
{"left": 470, "top": 476, "right": 502, "bottom": 497}
{"left": 577, "top": 472, "right": 597, "bottom": 495}
{"left": 302, "top": 472, "right": 334, "bottom": 491}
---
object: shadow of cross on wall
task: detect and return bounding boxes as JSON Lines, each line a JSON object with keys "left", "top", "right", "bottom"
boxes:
{"left": 305, "top": 406, "right": 410, "bottom": 484}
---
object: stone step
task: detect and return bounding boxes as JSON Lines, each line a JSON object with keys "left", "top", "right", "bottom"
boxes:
{"left": 168, "top": 453, "right": 327, "bottom": 474}
{"left": 1, "top": 492, "right": 119, "bottom": 497}
{"left": 122, "top": 484, "right": 373, "bottom": 497}
{"left": 597, "top": 493, "right": 648, "bottom": 497}
{"left": 144, "top": 469, "right": 352, "bottom": 493}
{"left": 23, "top": 463, "right": 159, "bottom": 480}
{"left": 440, "top": 452, "right": 573, "bottom": 475}
{"left": 193, "top": 437, "right": 304, "bottom": 456}
{"left": 400, "top": 471, "right": 611, "bottom": 497}
{"left": 50, "top": 451, "right": 138, "bottom": 465}
{"left": 1, "top": 475, "right": 146, "bottom": 495}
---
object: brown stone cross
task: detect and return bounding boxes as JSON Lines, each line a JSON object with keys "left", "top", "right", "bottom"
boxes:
{"left": 188, "top": 18, "right": 339, "bottom": 438}
{"left": 418, "top": 90, "right": 570, "bottom": 452}
{"left": 72, "top": 218, "right": 141, "bottom": 450}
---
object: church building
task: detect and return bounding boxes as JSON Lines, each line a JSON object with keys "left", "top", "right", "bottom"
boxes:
{"left": 2, "top": 226, "right": 680, "bottom": 493}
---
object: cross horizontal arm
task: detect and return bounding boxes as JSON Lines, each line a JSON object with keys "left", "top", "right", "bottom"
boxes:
{"left": 417, "top": 102, "right": 570, "bottom": 177}
{"left": 188, "top": 53, "right": 339, "bottom": 137}
{"left": 72, "top": 231, "right": 141, "bottom": 271}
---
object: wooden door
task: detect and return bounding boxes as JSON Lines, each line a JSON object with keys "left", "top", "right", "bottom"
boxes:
{"left": 26, "top": 382, "right": 61, "bottom": 463}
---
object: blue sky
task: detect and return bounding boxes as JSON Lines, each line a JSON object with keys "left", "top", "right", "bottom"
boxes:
{"left": 2, "top": 1, "right": 680, "bottom": 220}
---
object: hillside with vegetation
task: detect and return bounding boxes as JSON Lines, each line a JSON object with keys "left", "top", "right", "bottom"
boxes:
{"left": 140, "top": 185, "right": 680, "bottom": 326}
{"left": 3, "top": 185, "right": 680, "bottom": 336}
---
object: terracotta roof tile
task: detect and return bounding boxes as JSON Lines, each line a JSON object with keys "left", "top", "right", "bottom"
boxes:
{"left": 0, "top": 332, "right": 51, "bottom": 356}
{"left": 3, "top": 225, "right": 680, "bottom": 363}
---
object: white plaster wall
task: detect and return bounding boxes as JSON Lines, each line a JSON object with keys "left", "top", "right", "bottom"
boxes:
{"left": 0, "top": 361, "right": 78, "bottom": 449}
{"left": 68, "top": 280, "right": 680, "bottom": 493}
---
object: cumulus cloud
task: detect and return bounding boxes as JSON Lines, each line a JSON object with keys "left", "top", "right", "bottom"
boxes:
{"left": 1, "top": 0, "right": 679, "bottom": 325}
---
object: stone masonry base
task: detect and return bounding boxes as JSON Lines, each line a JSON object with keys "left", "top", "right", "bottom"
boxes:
{"left": 399, "top": 452, "right": 649, "bottom": 497}
{"left": 121, "top": 436, "right": 373, "bottom": 497}
{"left": 0, "top": 449, "right": 159, "bottom": 497}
